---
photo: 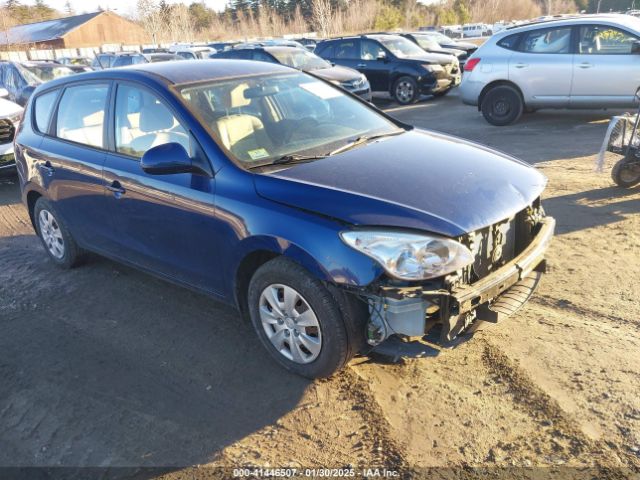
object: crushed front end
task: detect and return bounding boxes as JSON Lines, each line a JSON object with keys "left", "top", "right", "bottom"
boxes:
{"left": 359, "top": 199, "right": 554, "bottom": 346}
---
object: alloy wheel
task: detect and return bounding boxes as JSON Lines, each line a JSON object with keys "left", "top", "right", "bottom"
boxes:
{"left": 38, "top": 209, "right": 65, "bottom": 259}
{"left": 396, "top": 81, "right": 414, "bottom": 103}
{"left": 258, "top": 284, "right": 322, "bottom": 364}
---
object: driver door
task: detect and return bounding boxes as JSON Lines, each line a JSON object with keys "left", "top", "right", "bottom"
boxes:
{"left": 102, "top": 82, "right": 222, "bottom": 294}
{"left": 358, "top": 39, "right": 391, "bottom": 91}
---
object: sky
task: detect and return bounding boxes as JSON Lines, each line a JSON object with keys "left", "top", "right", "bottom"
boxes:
{"left": 22, "top": 0, "right": 230, "bottom": 18}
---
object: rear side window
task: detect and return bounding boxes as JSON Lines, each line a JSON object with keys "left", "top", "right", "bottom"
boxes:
{"left": 33, "top": 89, "right": 59, "bottom": 133}
{"left": 497, "top": 33, "right": 520, "bottom": 50}
{"left": 335, "top": 41, "right": 358, "bottom": 59}
{"left": 520, "top": 27, "right": 572, "bottom": 54}
{"left": 56, "top": 84, "right": 109, "bottom": 148}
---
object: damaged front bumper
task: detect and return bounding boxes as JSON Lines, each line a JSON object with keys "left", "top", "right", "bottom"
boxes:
{"left": 364, "top": 217, "right": 555, "bottom": 345}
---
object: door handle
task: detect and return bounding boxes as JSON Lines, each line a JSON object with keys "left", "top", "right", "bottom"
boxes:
{"left": 578, "top": 62, "right": 593, "bottom": 69}
{"left": 40, "top": 161, "right": 54, "bottom": 176}
{"left": 106, "top": 181, "right": 126, "bottom": 197}
{"left": 514, "top": 63, "right": 528, "bottom": 69}
{"left": 357, "top": 63, "right": 367, "bottom": 68}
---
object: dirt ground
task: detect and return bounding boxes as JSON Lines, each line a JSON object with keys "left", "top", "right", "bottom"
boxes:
{"left": 1, "top": 92, "right": 639, "bottom": 479}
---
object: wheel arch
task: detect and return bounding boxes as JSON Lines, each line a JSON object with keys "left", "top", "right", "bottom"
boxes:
{"left": 26, "top": 189, "right": 43, "bottom": 230}
{"left": 478, "top": 80, "right": 525, "bottom": 112}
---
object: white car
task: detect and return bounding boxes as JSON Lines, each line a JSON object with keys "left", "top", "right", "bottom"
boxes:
{"left": 460, "top": 14, "right": 640, "bottom": 125}
{"left": 0, "top": 88, "right": 23, "bottom": 172}
{"left": 169, "top": 45, "right": 216, "bottom": 60}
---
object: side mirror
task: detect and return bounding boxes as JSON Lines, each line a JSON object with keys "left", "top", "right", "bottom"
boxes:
{"left": 0, "top": 88, "right": 8, "bottom": 98}
{"left": 377, "top": 51, "right": 387, "bottom": 61}
{"left": 141, "top": 142, "right": 196, "bottom": 175}
{"left": 632, "top": 41, "right": 640, "bottom": 54}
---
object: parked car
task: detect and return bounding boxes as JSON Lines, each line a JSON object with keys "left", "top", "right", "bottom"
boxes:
{"left": 15, "top": 60, "right": 554, "bottom": 378}
{"left": 142, "top": 47, "right": 170, "bottom": 54}
{"left": 398, "top": 32, "right": 469, "bottom": 66}
{"left": 170, "top": 45, "right": 216, "bottom": 60}
{"left": 462, "top": 23, "right": 492, "bottom": 38}
{"left": 144, "top": 53, "right": 184, "bottom": 63}
{"left": 208, "top": 42, "right": 239, "bottom": 52}
{"left": 418, "top": 31, "right": 478, "bottom": 58}
{"left": 0, "top": 61, "right": 42, "bottom": 106}
{"left": 315, "top": 34, "right": 461, "bottom": 104}
{"left": 91, "top": 52, "right": 149, "bottom": 70}
{"left": 55, "top": 56, "right": 94, "bottom": 73}
{"left": 211, "top": 45, "right": 371, "bottom": 100}
{"left": 21, "top": 61, "right": 76, "bottom": 82}
{"left": 0, "top": 88, "right": 23, "bottom": 173}
{"left": 291, "top": 38, "right": 318, "bottom": 51}
{"left": 460, "top": 14, "right": 640, "bottom": 125}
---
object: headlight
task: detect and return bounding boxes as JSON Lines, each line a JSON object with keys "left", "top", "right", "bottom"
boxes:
{"left": 423, "top": 64, "right": 444, "bottom": 73}
{"left": 8, "top": 113, "right": 21, "bottom": 126}
{"left": 340, "top": 230, "right": 474, "bottom": 281}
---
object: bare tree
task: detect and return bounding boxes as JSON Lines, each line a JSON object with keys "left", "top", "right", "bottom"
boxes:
{"left": 168, "top": 3, "right": 194, "bottom": 43}
{"left": 136, "top": 0, "right": 164, "bottom": 44}
{"left": 312, "top": 0, "right": 333, "bottom": 38}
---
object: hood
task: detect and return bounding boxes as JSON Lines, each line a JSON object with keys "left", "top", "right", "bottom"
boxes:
{"left": 400, "top": 52, "right": 456, "bottom": 66}
{"left": 253, "top": 130, "right": 547, "bottom": 237}
{"left": 0, "top": 97, "right": 23, "bottom": 116}
{"left": 444, "top": 41, "right": 477, "bottom": 52}
{"left": 312, "top": 64, "right": 362, "bottom": 83}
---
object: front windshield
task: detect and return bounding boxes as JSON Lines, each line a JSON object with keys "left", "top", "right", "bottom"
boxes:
{"left": 15, "top": 63, "right": 42, "bottom": 85}
{"left": 24, "top": 65, "right": 74, "bottom": 81}
{"left": 413, "top": 35, "right": 440, "bottom": 50}
{"left": 429, "top": 32, "right": 455, "bottom": 44}
{"left": 269, "top": 48, "right": 330, "bottom": 70}
{"left": 179, "top": 72, "right": 401, "bottom": 167}
{"left": 377, "top": 36, "right": 427, "bottom": 58}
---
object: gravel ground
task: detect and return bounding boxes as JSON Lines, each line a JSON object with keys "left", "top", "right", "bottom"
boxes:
{"left": 0, "top": 91, "right": 639, "bottom": 479}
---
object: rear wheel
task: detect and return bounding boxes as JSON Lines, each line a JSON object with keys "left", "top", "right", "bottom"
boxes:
{"left": 481, "top": 85, "right": 524, "bottom": 126}
{"left": 393, "top": 76, "right": 419, "bottom": 105}
{"left": 612, "top": 153, "right": 640, "bottom": 188}
{"left": 34, "top": 197, "right": 82, "bottom": 268}
{"left": 247, "top": 257, "right": 356, "bottom": 378}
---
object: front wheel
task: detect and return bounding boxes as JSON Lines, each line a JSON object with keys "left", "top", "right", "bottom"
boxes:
{"left": 612, "top": 153, "right": 640, "bottom": 188}
{"left": 480, "top": 85, "right": 523, "bottom": 126}
{"left": 393, "top": 76, "right": 419, "bottom": 105}
{"left": 247, "top": 257, "right": 356, "bottom": 378}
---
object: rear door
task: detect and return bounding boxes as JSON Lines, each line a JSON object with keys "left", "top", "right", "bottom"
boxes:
{"left": 36, "top": 82, "right": 112, "bottom": 250}
{"left": 508, "top": 25, "right": 574, "bottom": 107}
{"left": 571, "top": 24, "right": 640, "bottom": 107}
{"left": 330, "top": 39, "right": 361, "bottom": 72}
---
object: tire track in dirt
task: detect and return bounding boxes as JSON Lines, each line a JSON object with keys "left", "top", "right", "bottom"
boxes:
{"left": 481, "top": 340, "right": 640, "bottom": 473}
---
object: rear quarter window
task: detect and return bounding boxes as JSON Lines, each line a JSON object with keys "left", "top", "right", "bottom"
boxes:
{"left": 497, "top": 33, "right": 521, "bottom": 50}
{"left": 33, "top": 89, "right": 59, "bottom": 133}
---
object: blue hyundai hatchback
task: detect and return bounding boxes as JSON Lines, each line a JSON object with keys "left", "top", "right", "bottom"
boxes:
{"left": 15, "top": 60, "right": 555, "bottom": 378}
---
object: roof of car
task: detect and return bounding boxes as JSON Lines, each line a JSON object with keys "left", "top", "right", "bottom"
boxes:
{"left": 502, "top": 13, "right": 640, "bottom": 34}
{"left": 36, "top": 59, "right": 293, "bottom": 89}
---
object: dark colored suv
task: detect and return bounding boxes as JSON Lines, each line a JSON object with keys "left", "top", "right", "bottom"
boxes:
{"left": 315, "top": 34, "right": 461, "bottom": 104}
{"left": 211, "top": 45, "right": 371, "bottom": 100}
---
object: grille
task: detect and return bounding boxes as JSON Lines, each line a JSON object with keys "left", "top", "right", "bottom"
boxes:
{"left": 0, "top": 119, "right": 15, "bottom": 145}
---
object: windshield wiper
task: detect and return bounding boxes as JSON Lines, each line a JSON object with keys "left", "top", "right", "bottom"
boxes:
{"left": 329, "top": 129, "right": 405, "bottom": 156}
{"left": 247, "top": 153, "right": 328, "bottom": 170}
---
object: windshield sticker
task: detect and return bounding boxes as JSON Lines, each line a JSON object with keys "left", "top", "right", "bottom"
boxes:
{"left": 300, "top": 81, "right": 341, "bottom": 99}
{"left": 248, "top": 148, "right": 270, "bottom": 160}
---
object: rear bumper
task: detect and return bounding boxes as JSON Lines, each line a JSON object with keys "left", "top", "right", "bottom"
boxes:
{"left": 459, "top": 76, "right": 483, "bottom": 106}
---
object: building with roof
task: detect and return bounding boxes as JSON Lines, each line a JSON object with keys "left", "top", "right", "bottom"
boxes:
{"left": 0, "top": 11, "right": 149, "bottom": 49}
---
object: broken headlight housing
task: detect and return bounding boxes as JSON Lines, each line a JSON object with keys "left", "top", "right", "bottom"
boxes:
{"left": 340, "top": 230, "right": 474, "bottom": 281}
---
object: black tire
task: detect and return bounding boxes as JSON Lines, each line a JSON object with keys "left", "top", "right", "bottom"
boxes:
{"left": 481, "top": 85, "right": 524, "bottom": 126}
{"left": 247, "top": 257, "right": 361, "bottom": 378}
{"left": 612, "top": 153, "right": 640, "bottom": 188}
{"left": 392, "top": 76, "right": 419, "bottom": 105}
{"left": 33, "top": 197, "right": 82, "bottom": 269}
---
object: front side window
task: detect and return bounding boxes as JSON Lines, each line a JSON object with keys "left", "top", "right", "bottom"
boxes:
{"left": 115, "top": 84, "right": 190, "bottom": 158}
{"left": 178, "top": 52, "right": 195, "bottom": 60}
{"left": 578, "top": 25, "right": 639, "bottom": 54}
{"left": 520, "top": 27, "right": 572, "bottom": 54}
{"left": 34, "top": 89, "right": 59, "bottom": 133}
{"left": 56, "top": 84, "right": 108, "bottom": 148}
{"left": 179, "top": 72, "right": 400, "bottom": 167}
{"left": 361, "top": 40, "right": 386, "bottom": 60}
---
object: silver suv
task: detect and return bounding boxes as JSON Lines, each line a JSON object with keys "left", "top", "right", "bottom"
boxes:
{"left": 460, "top": 15, "right": 640, "bottom": 125}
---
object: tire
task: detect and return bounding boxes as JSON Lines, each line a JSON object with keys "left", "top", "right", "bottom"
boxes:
{"left": 480, "top": 85, "right": 524, "bottom": 126}
{"left": 247, "top": 257, "right": 359, "bottom": 378}
{"left": 34, "top": 197, "right": 82, "bottom": 269}
{"left": 612, "top": 153, "right": 640, "bottom": 188}
{"left": 392, "top": 76, "right": 419, "bottom": 105}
